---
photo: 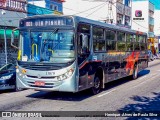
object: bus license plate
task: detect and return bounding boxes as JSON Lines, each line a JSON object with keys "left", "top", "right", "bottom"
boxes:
{"left": 35, "top": 81, "right": 45, "bottom": 86}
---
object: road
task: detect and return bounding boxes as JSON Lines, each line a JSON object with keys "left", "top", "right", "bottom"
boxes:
{"left": 1, "top": 60, "right": 160, "bottom": 120}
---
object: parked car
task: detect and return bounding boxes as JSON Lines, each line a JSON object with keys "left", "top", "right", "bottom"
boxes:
{"left": 0, "top": 63, "right": 17, "bottom": 91}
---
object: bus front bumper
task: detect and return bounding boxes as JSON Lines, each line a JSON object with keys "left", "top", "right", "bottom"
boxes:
{"left": 16, "top": 75, "right": 77, "bottom": 92}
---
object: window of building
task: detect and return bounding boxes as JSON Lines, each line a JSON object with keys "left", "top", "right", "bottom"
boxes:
{"left": 149, "top": 24, "right": 154, "bottom": 32}
{"left": 50, "top": 4, "right": 58, "bottom": 11}
{"left": 125, "top": 16, "right": 130, "bottom": 26}
{"left": 54, "top": 5, "right": 58, "bottom": 11}
{"left": 125, "top": 0, "right": 130, "bottom": 6}
{"left": 117, "top": 13, "right": 123, "bottom": 24}
{"left": 50, "top": 4, "right": 53, "bottom": 10}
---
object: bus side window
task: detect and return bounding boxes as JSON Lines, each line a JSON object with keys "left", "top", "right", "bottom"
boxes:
{"left": 126, "top": 34, "right": 134, "bottom": 51}
{"left": 106, "top": 29, "right": 116, "bottom": 51}
{"left": 134, "top": 35, "right": 140, "bottom": 51}
{"left": 78, "top": 34, "right": 89, "bottom": 54}
{"left": 93, "top": 27, "right": 105, "bottom": 51}
{"left": 117, "top": 31, "right": 126, "bottom": 51}
{"left": 77, "top": 23, "right": 90, "bottom": 55}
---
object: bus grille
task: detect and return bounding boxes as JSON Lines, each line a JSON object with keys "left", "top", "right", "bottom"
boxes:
{"left": 19, "top": 64, "right": 61, "bottom": 71}
{"left": 27, "top": 75, "right": 56, "bottom": 79}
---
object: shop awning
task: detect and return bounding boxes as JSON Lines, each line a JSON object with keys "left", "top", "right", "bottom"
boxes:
{"left": 0, "top": 29, "right": 19, "bottom": 39}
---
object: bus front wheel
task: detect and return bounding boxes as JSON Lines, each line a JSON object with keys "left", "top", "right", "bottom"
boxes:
{"left": 91, "top": 76, "right": 101, "bottom": 94}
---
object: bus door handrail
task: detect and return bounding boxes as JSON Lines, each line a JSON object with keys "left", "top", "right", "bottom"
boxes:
{"left": 32, "top": 43, "right": 38, "bottom": 58}
{"left": 11, "top": 28, "right": 18, "bottom": 49}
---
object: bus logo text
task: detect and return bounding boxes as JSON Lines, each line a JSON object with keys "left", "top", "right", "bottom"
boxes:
{"left": 46, "top": 72, "right": 55, "bottom": 76}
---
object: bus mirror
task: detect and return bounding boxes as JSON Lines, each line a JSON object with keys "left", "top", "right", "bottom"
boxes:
{"left": 11, "top": 28, "right": 18, "bottom": 49}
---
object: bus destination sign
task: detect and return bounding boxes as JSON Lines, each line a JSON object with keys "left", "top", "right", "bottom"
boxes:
{"left": 20, "top": 18, "right": 73, "bottom": 27}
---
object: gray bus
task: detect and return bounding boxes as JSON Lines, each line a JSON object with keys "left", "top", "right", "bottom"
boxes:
{"left": 11, "top": 15, "right": 148, "bottom": 94}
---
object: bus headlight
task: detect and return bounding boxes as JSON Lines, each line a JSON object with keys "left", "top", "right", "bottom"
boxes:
{"left": 56, "top": 68, "right": 74, "bottom": 81}
{"left": 16, "top": 69, "right": 19, "bottom": 73}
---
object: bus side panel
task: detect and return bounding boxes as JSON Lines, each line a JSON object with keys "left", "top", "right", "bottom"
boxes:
{"left": 78, "top": 61, "right": 95, "bottom": 91}
{"left": 106, "top": 52, "right": 124, "bottom": 82}
{"left": 78, "top": 62, "right": 98, "bottom": 91}
{"left": 138, "top": 51, "right": 148, "bottom": 71}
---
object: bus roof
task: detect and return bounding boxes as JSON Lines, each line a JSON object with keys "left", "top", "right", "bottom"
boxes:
{"left": 21, "top": 14, "right": 147, "bottom": 36}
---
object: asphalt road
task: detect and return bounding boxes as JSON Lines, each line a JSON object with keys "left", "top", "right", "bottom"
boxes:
{"left": 1, "top": 60, "right": 160, "bottom": 120}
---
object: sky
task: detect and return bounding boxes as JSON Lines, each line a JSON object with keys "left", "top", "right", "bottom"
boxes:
{"left": 150, "top": 0, "right": 160, "bottom": 10}
{"left": 133, "top": 0, "right": 160, "bottom": 10}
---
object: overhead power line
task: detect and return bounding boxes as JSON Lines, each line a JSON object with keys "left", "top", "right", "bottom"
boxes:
{"left": 72, "top": 2, "right": 107, "bottom": 15}
{"left": 85, "top": 2, "right": 107, "bottom": 17}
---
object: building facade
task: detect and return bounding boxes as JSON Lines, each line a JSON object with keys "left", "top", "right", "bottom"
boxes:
{"left": 132, "top": 0, "right": 156, "bottom": 53}
{"left": 63, "top": 0, "right": 131, "bottom": 27}
{"left": 27, "top": 3, "right": 54, "bottom": 16}
{"left": 0, "top": 0, "right": 27, "bottom": 67}
{"left": 116, "top": 0, "right": 132, "bottom": 28}
{"left": 28, "top": 0, "right": 64, "bottom": 14}
{"left": 132, "top": 0, "right": 154, "bottom": 38}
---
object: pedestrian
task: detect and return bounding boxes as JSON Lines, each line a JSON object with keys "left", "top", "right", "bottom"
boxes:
{"left": 155, "top": 47, "right": 160, "bottom": 58}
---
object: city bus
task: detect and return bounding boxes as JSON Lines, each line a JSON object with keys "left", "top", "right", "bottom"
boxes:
{"left": 11, "top": 15, "right": 148, "bottom": 94}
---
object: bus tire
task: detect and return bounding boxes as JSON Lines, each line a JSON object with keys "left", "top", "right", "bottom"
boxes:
{"left": 91, "top": 76, "right": 101, "bottom": 94}
{"left": 132, "top": 64, "right": 138, "bottom": 80}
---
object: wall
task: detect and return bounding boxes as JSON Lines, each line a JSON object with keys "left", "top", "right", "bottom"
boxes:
{"left": 45, "top": 0, "right": 63, "bottom": 13}
{"left": 131, "top": 1, "right": 148, "bottom": 33}
{"left": 0, "top": 9, "right": 26, "bottom": 27}
{"left": 27, "top": 4, "right": 53, "bottom": 16}
{"left": 154, "top": 10, "right": 160, "bottom": 36}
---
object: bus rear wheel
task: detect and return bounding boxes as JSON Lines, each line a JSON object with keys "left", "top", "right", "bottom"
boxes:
{"left": 132, "top": 64, "right": 138, "bottom": 80}
{"left": 91, "top": 76, "right": 101, "bottom": 94}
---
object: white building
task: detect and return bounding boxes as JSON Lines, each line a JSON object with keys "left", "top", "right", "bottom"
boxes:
{"left": 154, "top": 10, "right": 160, "bottom": 36}
{"left": 63, "top": 0, "right": 132, "bottom": 28}
{"left": 131, "top": 0, "right": 154, "bottom": 38}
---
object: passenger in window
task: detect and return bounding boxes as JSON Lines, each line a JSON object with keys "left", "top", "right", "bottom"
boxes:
{"left": 95, "top": 44, "right": 99, "bottom": 51}
{"left": 102, "top": 46, "right": 105, "bottom": 51}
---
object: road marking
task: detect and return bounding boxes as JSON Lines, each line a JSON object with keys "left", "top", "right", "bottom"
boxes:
{"left": 139, "top": 75, "right": 147, "bottom": 80}
{"left": 97, "top": 89, "right": 116, "bottom": 98}
{"left": 132, "top": 74, "right": 160, "bottom": 89}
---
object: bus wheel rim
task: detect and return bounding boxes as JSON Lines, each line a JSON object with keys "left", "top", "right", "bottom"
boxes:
{"left": 95, "top": 77, "right": 100, "bottom": 89}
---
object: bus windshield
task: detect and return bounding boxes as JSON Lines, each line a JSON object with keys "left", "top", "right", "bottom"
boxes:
{"left": 20, "top": 29, "right": 75, "bottom": 63}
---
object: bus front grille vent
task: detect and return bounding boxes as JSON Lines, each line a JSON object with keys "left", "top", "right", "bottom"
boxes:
{"left": 19, "top": 64, "right": 61, "bottom": 71}
{"left": 27, "top": 75, "right": 56, "bottom": 79}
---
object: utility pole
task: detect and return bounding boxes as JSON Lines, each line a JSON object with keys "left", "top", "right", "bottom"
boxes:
{"left": 106, "top": 0, "right": 114, "bottom": 24}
